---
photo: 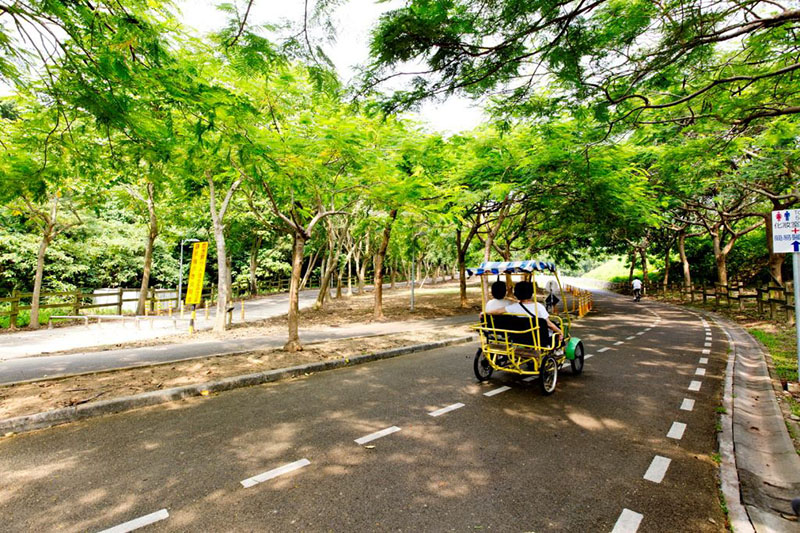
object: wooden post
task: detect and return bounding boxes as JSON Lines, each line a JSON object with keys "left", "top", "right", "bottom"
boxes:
{"left": 149, "top": 287, "right": 156, "bottom": 314}
{"left": 9, "top": 289, "right": 19, "bottom": 330}
{"left": 738, "top": 281, "right": 744, "bottom": 311}
{"left": 702, "top": 285, "right": 707, "bottom": 304}
{"left": 72, "top": 289, "right": 80, "bottom": 316}
{"left": 757, "top": 287, "right": 764, "bottom": 315}
{"left": 240, "top": 298, "right": 245, "bottom": 321}
{"left": 117, "top": 287, "right": 124, "bottom": 315}
{"left": 769, "top": 286, "right": 777, "bottom": 320}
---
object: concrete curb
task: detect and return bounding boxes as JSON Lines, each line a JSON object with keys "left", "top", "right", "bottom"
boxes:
{"left": 0, "top": 334, "right": 477, "bottom": 436}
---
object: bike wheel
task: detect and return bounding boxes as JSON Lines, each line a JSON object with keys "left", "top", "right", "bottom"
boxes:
{"left": 570, "top": 341, "right": 584, "bottom": 375}
{"left": 539, "top": 354, "right": 558, "bottom": 395}
{"left": 473, "top": 348, "right": 493, "bottom": 382}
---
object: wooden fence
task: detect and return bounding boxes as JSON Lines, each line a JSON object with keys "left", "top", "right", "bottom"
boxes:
{"left": 610, "top": 280, "right": 797, "bottom": 324}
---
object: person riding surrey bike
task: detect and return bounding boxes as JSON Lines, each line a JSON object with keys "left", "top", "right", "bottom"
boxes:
{"left": 632, "top": 278, "right": 643, "bottom": 302}
{"left": 505, "top": 281, "right": 563, "bottom": 345}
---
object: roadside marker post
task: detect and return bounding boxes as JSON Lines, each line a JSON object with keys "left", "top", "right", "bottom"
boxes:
{"left": 771, "top": 209, "right": 800, "bottom": 377}
{"left": 185, "top": 242, "right": 209, "bottom": 334}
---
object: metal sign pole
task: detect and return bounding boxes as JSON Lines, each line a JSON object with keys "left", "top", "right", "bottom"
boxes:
{"left": 793, "top": 253, "right": 800, "bottom": 378}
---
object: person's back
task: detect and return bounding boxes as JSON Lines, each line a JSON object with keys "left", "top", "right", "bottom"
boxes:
{"left": 632, "top": 278, "right": 643, "bottom": 301}
{"left": 485, "top": 280, "right": 513, "bottom": 314}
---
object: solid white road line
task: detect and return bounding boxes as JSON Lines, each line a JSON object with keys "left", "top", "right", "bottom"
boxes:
{"left": 598, "top": 347, "right": 610, "bottom": 353}
{"left": 611, "top": 508, "right": 643, "bottom": 533}
{"left": 695, "top": 368, "right": 706, "bottom": 376}
{"left": 354, "top": 427, "right": 401, "bottom": 445}
{"left": 429, "top": 403, "right": 465, "bottom": 417}
{"left": 702, "top": 349, "right": 711, "bottom": 355}
{"left": 98, "top": 509, "right": 169, "bottom": 533}
{"left": 614, "top": 341, "right": 624, "bottom": 346}
{"left": 667, "top": 422, "right": 687, "bottom": 440}
{"left": 626, "top": 336, "right": 635, "bottom": 340}
{"left": 680, "top": 398, "right": 695, "bottom": 411}
{"left": 699, "top": 357, "right": 709, "bottom": 364}
{"left": 689, "top": 380, "right": 702, "bottom": 392}
{"left": 484, "top": 386, "right": 511, "bottom": 397}
{"left": 241, "top": 459, "right": 311, "bottom": 488}
{"left": 643, "top": 455, "right": 672, "bottom": 483}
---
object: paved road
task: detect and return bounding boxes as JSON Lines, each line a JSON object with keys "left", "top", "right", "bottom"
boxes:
{"left": 0, "top": 290, "right": 726, "bottom": 532}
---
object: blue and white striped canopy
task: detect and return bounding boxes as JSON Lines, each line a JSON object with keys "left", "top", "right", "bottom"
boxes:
{"left": 467, "top": 260, "right": 556, "bottom": 276}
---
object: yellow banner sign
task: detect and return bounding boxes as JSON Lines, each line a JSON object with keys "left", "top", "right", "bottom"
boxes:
{"left": 185, "top": 241, "right": 208, "bottom": 305}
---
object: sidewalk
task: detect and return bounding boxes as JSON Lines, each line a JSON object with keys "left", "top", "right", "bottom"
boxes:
{"left": 0, "top": 289, "right": 325, "bottom": 360}
{"left": 714, "top": 314, "right": 800, "bottom": 532}
{"left": 0, "top": 314, "right": 474, "bottom": 385}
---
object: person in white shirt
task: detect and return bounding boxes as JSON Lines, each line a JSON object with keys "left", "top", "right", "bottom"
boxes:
{"left": 485, "top": 281, "right": 514, "bottom": 314}
{"left": 504, "top": 281, "right": 562, "bottom": 340}
{"left": 632, "top": 278, "right": 643, "bottom": 300}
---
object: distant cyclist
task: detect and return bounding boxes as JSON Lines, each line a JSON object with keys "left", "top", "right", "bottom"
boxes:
{"left": 632, "top": 278, "right": 643, "bottom": 302}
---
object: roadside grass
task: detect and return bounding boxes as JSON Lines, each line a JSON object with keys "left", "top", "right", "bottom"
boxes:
{"left": 748, "top": 328, "right": 798, "bottom": 382}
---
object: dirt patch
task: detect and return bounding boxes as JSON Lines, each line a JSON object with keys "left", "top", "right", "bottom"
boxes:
{"left": 0, "top": 326, "right": 472, "bottom": 421}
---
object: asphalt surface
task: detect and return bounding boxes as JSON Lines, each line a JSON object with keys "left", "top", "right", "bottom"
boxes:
{"left": 0, "top": 290, "right": 727, "bottom": 532}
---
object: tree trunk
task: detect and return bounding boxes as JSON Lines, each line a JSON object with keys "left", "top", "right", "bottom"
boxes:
{"left": 299, "top": 247, "right": 320, "bottom": 291}
{"left": 207, "top": 172, "right": 241, "bottom": 332}
{"left": 29, "top": 230, "right": 53, "bottom": 330}
{"left": 373, "top": 209, "right": 398, "bottom": 320}
{"left": 627, "top": 248, "right": 636, "bottom": 283}
{"left": 764, "top": 213, "right": 785, "bottom": 285}
{"left": 711, "top": 231, "right": 729, "bottom": 286}
{"left": 335, "top": 263, "right": 344, "bottom": 298}
{"left": 137, "top": 183, "right": 159, "bottom": 315}
{"left": 315, "top": 253, "right": 335, "bottom": 309}
{"left": 285, "top": 232, "right": 306, "bottom": 351}
{"left": 639, "top": 246, "right": 648, "bottom": 293}
{"left": 456, "top": 230, "right": 469, "bottom": 308}
{"left": 347, "top": 257, "right": 353, "bottom": 296}
{"left": 678, "top": 230, "right": 692, "bottom": 290}
{"left": 249, "top": 235, "right": 262, "bottom": 295}
{"left": 29, "top": 196, "right": 59, "bottom": 330}
{"left": 390, "top": 260, "right": 396, "bottom": 289}
{"left": 662, "top": 240, "right": 672, "bottom": 290}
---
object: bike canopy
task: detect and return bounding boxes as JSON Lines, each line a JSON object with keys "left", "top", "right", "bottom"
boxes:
{"left": 467, "top": 260, "right": 556, "bottom": 276}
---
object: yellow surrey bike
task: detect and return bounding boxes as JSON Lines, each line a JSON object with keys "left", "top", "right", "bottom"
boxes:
{"left": 469, "top": 261, "right": 585, "bottom": 395}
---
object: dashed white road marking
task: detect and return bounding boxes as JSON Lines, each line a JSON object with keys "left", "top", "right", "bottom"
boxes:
{"left": 355, "top": 426, "right": 401, "bottom": 445}
{"left": 614, "top": 341, "right": 624, "bottom": 346}
{"left": 98, "top": 509, "right": 170, "bottom": 533}
{"left": 241, "top": 459, "right": 311, "bottom": 488}
{"left": 705, "top": 336, "right": 712, "bottom": 342}
{"left": 702, "top": 349, "right": 711, "bottom": 355}
{"left": 667, "top": 422, "right": 687, "bottom": 440}
{"left": 429, "top": 403, "right": 465, "bottom": 417}
{"left": 584, "top": 354, "right": 594, "bottom": 360}
{"left": 484, "top": 386, "right": 511, "bottom": 397}
{"left": 644, "top": 328, "right": 652, "bottom": 332}
{"left": 643, "top": 455, "right": 672, "bottom": 483}
{"left": 704, "top": 342, "right": 712, "bottom": 347}
{"left": 598, "top": 347, "right": 610, "bottom": 353}
{"left": 689, "top": 380, "right": 702, "bottom": 392}
{"left": 699, "top": 357, "right": 709, "bottom": 364}
{"left": 625, "top": 336, "right": 635, "bottom": 340}
{"left": 680, "top": 398, "right": 695, "bottom": 411}
{"left": 636, "top": 331, "right": 645, "bottom": 336}
{"left": 522, "top": 376, "right": 535, "bottom": 382}
{"left": 695, "top": 368, "right": 706, "bottom": 376}
{"left": 611, "top": 509, "right": 643, "bottom": 533}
